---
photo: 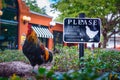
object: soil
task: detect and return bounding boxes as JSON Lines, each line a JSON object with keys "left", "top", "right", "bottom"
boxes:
{"left": 0, "top": 61, "right": 52, "bottom": 78}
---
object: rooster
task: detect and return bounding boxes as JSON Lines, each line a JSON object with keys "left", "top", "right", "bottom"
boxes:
{"left": 22, "top": 24, "right": 53, "bottom": 72}
{"left": 86, "top": 26, "right": 99, "bottom": 41}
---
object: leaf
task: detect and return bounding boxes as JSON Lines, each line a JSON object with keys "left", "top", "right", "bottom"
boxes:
{"left": 52, "top": 72, "right": 64, "bottom": 80}
{"left": 0, "top": 77, "right": 8, "bottom": 80}
{"left": 38, "top": 67, "right": 46, "bottom": 75}
{"left": 46, "top": 70, "right": 54, "bottom": 78}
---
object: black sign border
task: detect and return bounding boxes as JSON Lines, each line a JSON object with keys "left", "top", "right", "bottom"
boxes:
{"left": 63, "top": 18, "right": 101, "bottom": 43}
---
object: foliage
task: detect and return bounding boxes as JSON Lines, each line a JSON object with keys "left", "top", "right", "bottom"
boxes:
{"left": 0, "top": 46, "right": 120, "bottom": 79}
{"left": 52, "top": 46, "right": 120, "bottom": 72}
{"left": 0, "top": 50, "right": 29, "bottom": 63}
{"left": 0, "top": 74, "right": 25, "bottom": 80}
{"left": 35, "top": 46, "right": 120, "bottom": 80}
{"left": 52, "top": 46, "right": 79, "bottom": 71}
{"left": 35, "top": 67, "right": 120, "bottom": 80}
{"left": 7, "top": 68, "right": 120, "bottom": 80}
{"left": 85, "top": 50, "right": 120, "bottom": 73}
{"left": 51, "top": 0, "right": 120, "bottom": 48}
{"left": 1, "top": 68, "right": 120, "bottom": 80}
{"left": 23, "top": 0, "right": 46, "bottom": 14}
{"left": 0, "top": 77, "right": 8, "bottom": 80}
{"left": 9, "top": 74, "right": 21, "bottom": 80}
{"left": 52, "top": 0, "right": 119, "bottom": 18}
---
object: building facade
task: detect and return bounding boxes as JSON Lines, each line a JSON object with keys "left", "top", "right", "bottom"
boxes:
{"left": 0, "top": 0, "right": 65, "bottom": 50}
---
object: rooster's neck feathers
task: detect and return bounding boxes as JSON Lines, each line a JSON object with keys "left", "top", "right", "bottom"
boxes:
{"left": 27, "top": 29, "right": 38, "bottom": 45}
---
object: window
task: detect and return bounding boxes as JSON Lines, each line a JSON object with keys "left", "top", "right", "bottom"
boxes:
{"left": 0, "top": 23, "right": 18, "bottom": 50}
{"left": 53, "top": 31, "right": 63, "bottom": 47}
{"left": 1, "top": 0, "right": 18, "bottom": 21}
{"left": 0, "top": 0, "right": 18, "bottom": 50}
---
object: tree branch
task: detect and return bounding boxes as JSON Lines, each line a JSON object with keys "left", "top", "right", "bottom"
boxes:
{"left": 108, "top": 29, "right": 120, "bottom": 38}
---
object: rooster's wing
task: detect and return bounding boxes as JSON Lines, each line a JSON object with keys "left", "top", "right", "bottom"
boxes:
{"left": 22, "top": 40, "right": 45, "bottom": 67}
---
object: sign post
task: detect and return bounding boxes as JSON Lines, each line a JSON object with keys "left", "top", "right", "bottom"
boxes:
{"left": 78, "top": 13, "right": 85, "bottom": 59}
{"left": 63, "top": 13, "right": 101, "bottom": 69}
{"left": 79, "top": 13, "right": 85, "bottom": 71}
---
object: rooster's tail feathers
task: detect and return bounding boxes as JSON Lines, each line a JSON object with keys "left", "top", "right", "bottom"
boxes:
{"left": 44, "top": 48, "right": 53, "bottom": 63}
{"left": 44, "top": 48, "right": 49, "bottom": 61}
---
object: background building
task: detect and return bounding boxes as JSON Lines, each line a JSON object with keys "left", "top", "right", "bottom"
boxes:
{"left": 0, "top": 0, "right": 64, "bottom": 50}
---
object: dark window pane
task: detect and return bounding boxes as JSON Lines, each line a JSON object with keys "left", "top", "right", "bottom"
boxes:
{"left": 53, "top": 31, "right": 63, "bottom": 46}
{"left": 1, "top": 0, "right": 18, "bottom": 21}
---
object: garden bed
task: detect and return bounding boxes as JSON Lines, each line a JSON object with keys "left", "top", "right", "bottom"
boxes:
{"left": 0, "top": 61, "right": 33, "bottom": 77}
{"left": 0, "top": 47, "right": 120, "bottom": 80}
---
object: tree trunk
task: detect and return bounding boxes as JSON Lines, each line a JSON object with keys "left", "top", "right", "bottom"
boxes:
{"left": 102, "top": 28, "right": 108, "bottom": 48}
{"left": 103, "top": 36, "right": 108, "bottom": 48}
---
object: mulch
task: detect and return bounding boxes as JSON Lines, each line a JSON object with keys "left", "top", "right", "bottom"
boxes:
{"left": 0, "top": 61, "right": 33, "bottom": 77}
{"left": 0, "top": 61, "right": 52, "bottom": 78}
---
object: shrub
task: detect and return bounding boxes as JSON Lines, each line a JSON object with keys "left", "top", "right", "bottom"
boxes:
{"left": 35, "top": 67, "right": 120, "bottom": 80}
{"left": 0, "top": 46, "right": 120, "bottom": 80}
{"left": 52, "top": 46, "right": 120, "bottom": 73}
{"left": 0, "top": 50, "right": 29, "bottom": 63}
{"left": 50, "top": 46, "right": 120, "bottom": 79}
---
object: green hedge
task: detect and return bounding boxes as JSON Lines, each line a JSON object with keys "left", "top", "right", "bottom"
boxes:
{"left": 0, "top": 50, "right": 29, "bottom": 63}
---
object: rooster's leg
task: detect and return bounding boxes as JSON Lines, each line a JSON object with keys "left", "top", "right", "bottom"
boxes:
{"left": 32, "top": 65, "right": 39, "bottom": 74}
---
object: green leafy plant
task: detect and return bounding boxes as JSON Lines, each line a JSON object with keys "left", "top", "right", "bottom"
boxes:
{"left": 35, "top": 67, "right": 120, "bottom": 80}
{"left": 0, "top": 50, "right": 29, "bottom": 63}
{"left": 50, "top": 45, "right": 120, "bottom": 79}
{"left": 0, "top": 46, "right": 120, "bottom": 80}
{"left": 0, "top": 77, "right": 8, "bottom": 80}
{"left": 52, "top": 46, "right": 79, "bottom": 72}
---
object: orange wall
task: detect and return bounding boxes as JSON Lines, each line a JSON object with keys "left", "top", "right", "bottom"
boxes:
{"left": 52, "top": 23, "right": 63, "bottom": 32}
{"left": 18, "top": 0, "right": 29, "bottom": 50}
{"left": 29, "top": 13, "right": 52, "bottom": 26}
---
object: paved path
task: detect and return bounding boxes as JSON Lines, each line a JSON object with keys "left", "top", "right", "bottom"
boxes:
{"left": 105, "top": 48, "right": 120, "bottom": 52}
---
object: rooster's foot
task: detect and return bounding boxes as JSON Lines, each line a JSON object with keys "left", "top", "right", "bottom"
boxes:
{"left": 32, "top": 69, "right": 39, "bottom": 75}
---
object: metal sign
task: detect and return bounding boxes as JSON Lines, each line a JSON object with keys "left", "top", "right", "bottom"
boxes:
{"left": 63, "top": 18, "right": 101, "bottom": 43}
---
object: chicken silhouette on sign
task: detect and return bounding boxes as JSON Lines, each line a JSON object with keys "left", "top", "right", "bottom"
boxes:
{"left": 85, "top": 26, "right": 99, "bottom": 41}
{"left": 63, "top": 18, "right": 101, "bottom": 43}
